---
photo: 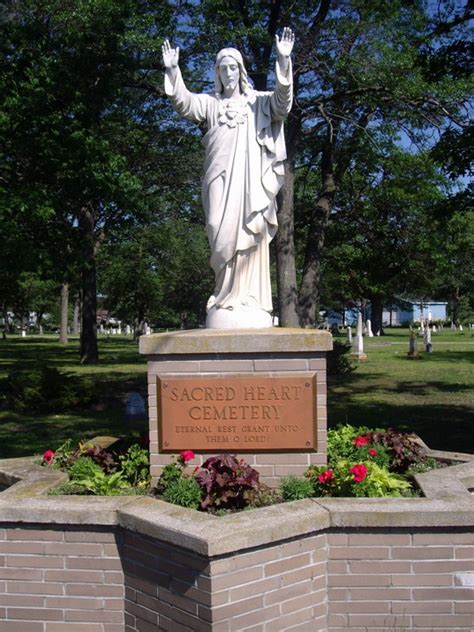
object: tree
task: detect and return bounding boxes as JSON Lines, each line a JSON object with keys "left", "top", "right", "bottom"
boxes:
{"left": 0, "top": 0, "right": 178, "bottom": 361}
{"left": 321, "top": 148, "right": 448, "bottom": 333}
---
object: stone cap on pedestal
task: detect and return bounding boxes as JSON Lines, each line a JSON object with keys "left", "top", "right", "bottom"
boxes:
{"left": 139, "top": 327, "right": 333, "bottom": 356}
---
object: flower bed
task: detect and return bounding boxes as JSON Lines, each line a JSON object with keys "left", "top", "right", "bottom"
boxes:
{"left": 40, "top": 425, "right": 445, "bottom": 511}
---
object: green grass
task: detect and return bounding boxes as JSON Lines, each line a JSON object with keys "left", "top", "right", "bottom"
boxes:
{"left": 0, "top": 328, "right": 472, "bottom": 458}
{"left": 0, "top": 335, "right": 148, "bottom": 458}
{"left": 329, "top": 328, "right": 474, "bottom": 453}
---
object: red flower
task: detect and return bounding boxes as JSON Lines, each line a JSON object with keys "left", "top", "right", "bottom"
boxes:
{"left": 318, "top": 469, "right": 334, "bottom": 484}
{"left": 353, "top": 436, "right": 369, "bottom": 448}
{"left": 180, "top": 450, "right": 195, "bottom": 462}
{"left": 349, "top": 464, "right": 368, "bottom": 483}
{"left": 368, "top": 448, "right": 378, "bottom": 457}
{"left": 43, "top": 449, "right": 55, "bottom": 465}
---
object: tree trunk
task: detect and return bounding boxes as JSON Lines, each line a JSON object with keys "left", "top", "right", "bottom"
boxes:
{"left": 298, "top": 139, "right": 337, "bottom": 327}
{"left": 59, "top": 283, "right": 69, "bottom": 344}
{"left": 370, "top": 295, "right": 385, "bottom": 336}
{"left": 72, "top": 296, "right": 80, "bottom": 335}
{"left": 79, "top": 206, "right": 98, "bottom": 364}
{"left": 451, "top": 287, "right": 461, "bottom": 326}
{"left": 276, "top": 161, "right": 300, "bottom": 327}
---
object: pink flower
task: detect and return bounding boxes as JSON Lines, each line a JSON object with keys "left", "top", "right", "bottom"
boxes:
{"left": 43, "top": 450, "right": 55, "bottom": 465}
{"left": 349, "top": 464, "right": 368, "bottom": 483}
{"left": 368, "top": 448, "right": 378, "bottom": 457}
{"left": 353, "top": 436, "right": 369, "bottom": 448}
{"left": 318, "top": 469, "right": 334, "bottom": 484}
{"left": 180, "top": 450, "right": 195, "bottom": 462}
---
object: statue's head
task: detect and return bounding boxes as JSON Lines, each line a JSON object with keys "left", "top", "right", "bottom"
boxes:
{"left": 214, "top": 47, "right": 251, "bottom": 96}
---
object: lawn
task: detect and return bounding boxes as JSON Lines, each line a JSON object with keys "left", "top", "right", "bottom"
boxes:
{"left": 0, "top": 329, "right": 472, "bottom": 458}
{"left": 329, "top": 328, "right": 474, "bottom": 453}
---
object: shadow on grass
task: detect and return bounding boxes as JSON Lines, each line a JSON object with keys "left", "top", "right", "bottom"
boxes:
{"left": 0, "top": 337, "right": 145, "bottom": 373}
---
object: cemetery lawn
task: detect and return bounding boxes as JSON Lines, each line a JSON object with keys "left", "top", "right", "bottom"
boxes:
{"left": 0, "top": 329, "right": 473, "bottom": 458}
{"left": 329, "top": 329, "right": 474, "bottom": 453}
{"left": 0, "top": 336, "right": 148, "bottom": 458}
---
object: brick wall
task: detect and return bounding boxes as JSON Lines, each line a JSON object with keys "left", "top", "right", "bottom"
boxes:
{"left": 122, "top": 530, "right": 327, "bottom": 632}
{"left": 0, "top": 521, "right": 473, "bottom": 631}
{"left": 0, "top": 524, "right": 124, "bottom": 632}
{"left": 327, "top": 528, "right": 474, "bottom": 631}
{"left": 147, "top": 351, "right": 328, "bottom": 487}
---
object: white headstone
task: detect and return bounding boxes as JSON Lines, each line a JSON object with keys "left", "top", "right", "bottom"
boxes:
{"left": 126, "top": 325, "right": 131, "bottom": 335}
{"left": 366, "top": 319, "right": 374, "bottom": 337}
{"left": 21, "top": 329, "right": 26, "bottom": 338}
{"left": 459, "top": 324, "right": 463, "bottom": 331}
{"left": 423, "top": 326, "right": 432, "bottom": 352}
{"left": 432, "top": 325, "right": 437, "bottom": 333}
{"left": 347, "top": 326, "right": 352, "bottom": 343}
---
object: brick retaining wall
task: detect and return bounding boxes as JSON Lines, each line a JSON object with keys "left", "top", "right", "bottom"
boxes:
{"left": 0, "top": 457, "right": 472, "bottom": 630}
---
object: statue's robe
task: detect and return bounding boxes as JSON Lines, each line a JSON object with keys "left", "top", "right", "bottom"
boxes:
{"left": 165, "top": 62, "right": 292, "bottom": 315}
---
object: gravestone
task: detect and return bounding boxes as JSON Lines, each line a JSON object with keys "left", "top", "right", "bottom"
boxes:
{"left": 407, "top": 329, "right": 420, "bottom": 359}
{"left": 347, "top": 326, "right": 352, "bottom": 344}
{"left": 423, "top": 326, "right": 432, "bottom": 353}
{"left": 351, "top": 312, "right": 367, "bottom": 362}
{"left": 366, "top": 319, "right": 374, "bottom": 337}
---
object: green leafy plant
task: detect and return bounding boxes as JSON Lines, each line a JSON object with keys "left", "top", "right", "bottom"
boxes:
{"left": 327, "top": 425, "right": 391, "bottom": 469}
{"left": 155, "top": 450, "right": 195, "bottom": 495}
{"left": 163, "top": 477, "right": 202, "bottom": 509}
{"left": 72, "top": 470, "right": 131, "bottom": 496}
{"left": 119, "top": 444, "right": 150, "bottom": 487}
{"left": 280, "top": 475, "right": 314, "bottom": 501}
{"left": 68, "top": 456, "right": 103, "bottom": 482}
{"left": 195, "top": 454, "right": 260, "bottom": 511}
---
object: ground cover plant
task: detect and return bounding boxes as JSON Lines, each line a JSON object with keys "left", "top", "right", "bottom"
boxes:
{"left": 40, "top": 422, "right": 446, "bottom": 508}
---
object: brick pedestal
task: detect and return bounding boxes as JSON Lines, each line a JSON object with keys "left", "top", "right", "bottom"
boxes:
{"left": 139, "top": 328, "right": 332, "bottom": 486}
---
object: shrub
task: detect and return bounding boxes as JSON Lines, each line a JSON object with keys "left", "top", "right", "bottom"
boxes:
{"left": 327, "top": 425, "right": 391, "bottom": 469}
{"left": 327, "top": 340, "right": 355, "bottom": 375}
{"left": 361, "top": 428, "right": 426, "bottom": 473}
{"left": 5, "top": 367, "right": 95, "bottom": 412}
{"left": 195, "top": 454, "right": 260, "bottom": 511}
{"left": 163, "top": 477, "right": 202, "bottom": 509}
{"left": 280, "top": 476, "right": 314, "bottom": 501}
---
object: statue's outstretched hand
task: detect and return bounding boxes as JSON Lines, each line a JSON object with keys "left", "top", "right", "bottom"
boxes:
{"left": 162, "top": 39, "right": 179, "bottom": 68}
{"left": 275, "top": 27, "right": 295, "bottom": 57}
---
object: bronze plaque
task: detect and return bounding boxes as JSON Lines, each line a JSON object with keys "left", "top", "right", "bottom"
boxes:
{"left": 157, "top": 373, "right": 317, "bottom": 452}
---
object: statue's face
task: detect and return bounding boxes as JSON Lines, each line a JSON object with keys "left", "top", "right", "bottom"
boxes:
{"left": 218, "top": 56, "right": 240, "bottom": 93}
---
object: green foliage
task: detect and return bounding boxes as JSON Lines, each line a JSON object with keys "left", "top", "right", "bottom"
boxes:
{"left": 5, "top": 367, "right": 95, "bottom": 413}
{"left": 327, "top": 340, "right": 356, "bottom": 376}
{"left": 119, "top": 444, "right": 150, "bottom": 487}
{"left": 155, "top": 459, "right": 186, "bottom": 496}
{"left": 162, "top": 477, "right": 202, "bottom": 509}
{"left": 68, "top": 457, "right": 103, "bottom": 482}
{"left": 72, "top": 470, "right": 130, "bottom": 496}
{"left": 351, "top": 462, "right": 412, "bottom": 498}
{"left": 279, "top": 476, "right": 314, "bottom": 501}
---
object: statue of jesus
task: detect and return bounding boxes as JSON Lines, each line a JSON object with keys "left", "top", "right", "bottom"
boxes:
{"left": 162, "top": 28, "right": 294, "bottom": 329}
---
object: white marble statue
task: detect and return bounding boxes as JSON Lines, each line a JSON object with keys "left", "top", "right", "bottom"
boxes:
{"left": 162, "top": 29, "right": 294, "bottom": 329}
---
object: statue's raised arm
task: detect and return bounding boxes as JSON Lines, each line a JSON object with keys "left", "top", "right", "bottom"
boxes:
{"left": 275, "top": 26, "right": 295, "bottom": 76}
{"left": 162, "top": 39, "right": 179, "bottom": 83}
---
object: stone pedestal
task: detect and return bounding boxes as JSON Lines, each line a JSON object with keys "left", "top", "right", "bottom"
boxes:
{"left": 139, "top": 328, "right": 332, "bottom": 487}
